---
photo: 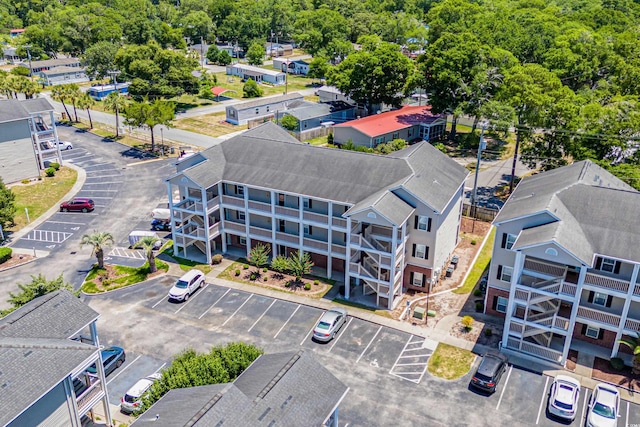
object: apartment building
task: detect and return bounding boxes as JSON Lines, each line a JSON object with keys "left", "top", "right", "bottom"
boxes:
{"left": 486, "top": 160, "right": 640, "bottom": 365}
{"left": 1, "top": 290, "right": 113, "bottom": 427}
{"left": 166, "top": 122, "right": 468, "bottom": 309}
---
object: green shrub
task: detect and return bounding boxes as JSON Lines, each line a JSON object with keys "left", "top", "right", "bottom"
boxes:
{"left": 473, "top": 289, "right": 482, "bottom": 297}
{"left": 610, "top": 357, "right": 625, "bottom": 371}
{"left": 263, "top": 276, "right": 268, "bottom": 281}
{"left": 314, "top": 279, "right": 319, "bottom": 285}
{"left": 250, "top": 273, "right": 257, "bottom": 280}
{"left": 461, "top": 315, "right": 474, "bottom": 331}
{"left": 211, "top": 254, "right": 223, "bottom": 265}
{"left": 304, "top": 283, "right": 311, "bottom": 290}
{"left": 284, "top": 281, "right": 291, "bottom": 288}
{"left": 263, "top": 267, "right": 268, "bottom": 273}
{"left": 484, "top": 328, "right": 492, "bottom": 337}
{"left": 470, "top": 239, "right": 477, "bottom": 245}
{"left": 235, "top": 269, "right": 240, "bottom": 276}
{"left": 50, "top": 162, "right": 60, "bottom": 171}
{"left": 295, "top": 275, "right": 301, "bottom": 282}
{"left": 45, "top": 167, "right": 55, "bottom": 177}
{"left": 475, "top": 302, "right": 484, "bottom": 312}
{"left": 0, "top": 247, "right": 12, "bottom": 264}
{"left": 243, "top": 264, "right": 249, "bottom": 270}
{"left": 21, "top": 179, "right": 30, "bottom": 184}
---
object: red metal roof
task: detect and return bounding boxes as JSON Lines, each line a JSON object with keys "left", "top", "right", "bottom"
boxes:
{"left": 211, "top": 86, "right": 236, "bottom": 97}
{"left": 334, "top": 106, "right": 443, "bottom": 137}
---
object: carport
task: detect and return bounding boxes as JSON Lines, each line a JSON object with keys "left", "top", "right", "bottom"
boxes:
{"left": 210, "top": 86, "right": 237, "bottom": 101}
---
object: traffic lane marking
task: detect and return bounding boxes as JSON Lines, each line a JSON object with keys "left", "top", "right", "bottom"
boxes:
{"left": 359, "top": 328, "right": 413, "bottom": 371}
{"left": 218, "top": 294, "right": 274, "bottom": 331}
{"left": 328, "top": 317, "right": 353, "bottom": 352}
{"left": 220, "top": 294, "right": 253, "bottom": 327}
{"left": 497, "top": 365, "right": 515, "bottom": 411}
{"left": 273, "top": 305, "right": 300, "bottom": 339}
{"left": 198, "top": 288, "right": 231, "bottom": 319}
{"left": 329, "top": 318, "right": 384, "bottom": 359}
{"left": 22, "top": 230, "right": 72, "bottom": 243}
{"left": 248, "top": 299, "right": 277, "bottom": 332}
{"left": 199, "top": 290, "right": 252, "bottom": 326}
{"left": 355, "top": 326, "right": 382, "bottom": 364}
{"left": 175, "top": 283, "right": 209, "bottom": 314}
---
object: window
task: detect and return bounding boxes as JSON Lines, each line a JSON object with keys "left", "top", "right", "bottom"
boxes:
{"left": 229, "top": 110, "right": 236, "bottom": 117}
{"left": 237, "top": 185, "right": 244, "bottom": 196}
{"left": 585, "top": 325, "right": 600, "bottom": 339}
{"left": 599, "top": 257, "right": 616, "bottom": 273}
{"left": 412, "top": 272, "right": 424, "bottom": 287}
{"left": 593, "top": 292, "right": 607, "bottom": 307}
{"left": 497, "top": 266, "right": 513, "bottom": 282}
{"left": 303, "top": 198, "right": 312, "bottom": 209}
{"left": 278, "top": 194, "right": 285, "bottom": 206}
{"left": 375, "top": 137, "right": 384, "bottom": 145}
{"left": 279, "top": 220, "right": 285, "bottom": 232}
{"left": 416, "top": 216, "right": 431, "bottom": 231}
{"left": 413, "top": 244, "right": 428, "bottom": 259}
{"left": 501, "top": 233, "right": 517, "bottom": 250}
{"left": 495, "top": 297, "right": 508, "bottom": 313}
{"left": 239, "top": 237, "right": 246, "bottom": 245}
{"left": 237, "top": 211, "right": 245, "bottom": 221}
{"left": 408, "top": 129, "right": 412, "bottom": 137}
{"left": 304, "top": 224, "right": 312, "bottom": 235}
{"left": 392, "top": 132, "right": 399, "bottom": 139}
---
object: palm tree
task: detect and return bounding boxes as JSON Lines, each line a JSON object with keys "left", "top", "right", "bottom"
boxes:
{"left": 80, "top": 231, "right": 114, "bottom": 269}
{"left": 104, "top": 91, "right": 128, "bottom": 138}
{"left": 65, "top": 84, "right": 82, "bottom": 122}
{"left": 77, "top": 93, "right": 95, "bottom": 129}
{"left": 618, "top": 333, "right": 640, "bottom": 374}
{"left": 133, "top": 236, "right": 161, "bottom": 273}
{"left": 51, "top": 85, "right": 72, "bottom": 121}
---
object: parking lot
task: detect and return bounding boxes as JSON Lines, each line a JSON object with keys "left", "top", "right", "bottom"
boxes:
{"left": 87, "top": 276, "right": 640, "bottom": 426}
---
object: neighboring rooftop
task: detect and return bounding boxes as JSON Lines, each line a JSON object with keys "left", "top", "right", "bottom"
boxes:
{"left": 38, "top": 66, "right": 85, "bottom": 75}
{"left": 496, "top": 160, "right": 640, "bottom": 264}
{"left": 132, "top": 350, "right": 348, "bottom": 427}
{"left": 334, "top": 105, "right": 444, "bottom": 137}
{"left": 228, "top": 63, "right": 285, "bottom": 77}
{"left": 0, "top": 290, "right": 100, "bottom": 426}
{"left": 0, "top": 98, "right": 54, "bottom": 124}
{"left": 228, "top": 92, "right": 303, "bottom": 111}
{"left": 284, "top": 100, "right": 354, "bottom": 121}
{"left": 20, "top": 57, "right": 80, "bottom": 69}
{"left": 172, "top": 122, "right": 468, "bottom": 215}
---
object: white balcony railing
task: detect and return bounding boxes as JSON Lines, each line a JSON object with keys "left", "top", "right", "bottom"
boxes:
{"left": 209, "top": 222, "right": 220, "bottom": 236}
{"left": 303, "top": 211, "right": 329, "bottom": 224}
{"left": 505, "top": 338, "right": 563, "bottom": 363}
{"left": 224, "top": 221, "right": 245, "bottom": 233}
{"left": 248, "top": 200, "right": 271, "bottom": 213}
{"left": 221, "top": 195, "right": 244, "bottom": 207}
{"left": 303, "top": 237, "right": 329, "bottom": 250}
{"left": 625, "top": 317, "right": 640, "bottom": 333}
{"left": 249, "top": 226, "right": 272, "bottom": 238}
{"left": 331, "top": 244, "right": 346, "bottom": 255}
{"left": 275, "top": 231, "right": 299, "bottom": 244}
{"left": 523, "top": 259, "right": 567, "bottom": 277}
{"left": 332, "top": 217, "right": 347, "bottom": 228}
{"left": 275, "top": 206, "right": 298, "bottom": 217}
{"left": 584, "top": 272, "right": 629, "bottom": 294}
{"left": 576, "top": 306, "right": 621, "bottom": 326}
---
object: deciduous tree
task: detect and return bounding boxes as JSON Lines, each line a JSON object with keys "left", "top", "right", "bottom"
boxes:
{"left": 124, "top": 98, "right": 175, "bottom": 152}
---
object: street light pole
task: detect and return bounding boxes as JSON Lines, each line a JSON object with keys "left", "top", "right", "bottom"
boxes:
{"left": 471, "top": 122, "right": 488, "bottom": 233}
{"left": 200, "top": 36, "right": 204, "bottom": 68}
{"left": 23, "top": 44, "right": 33, "bottom": 77}
{"left": 108, "top": 70, "right": 122, "bottom": 137}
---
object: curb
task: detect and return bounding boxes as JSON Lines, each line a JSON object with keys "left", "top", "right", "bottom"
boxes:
{"left": 80, "top": 271, "right": 170, "bottom": 298}
{"left": 0, "top": 257, "right": 38, "bottom": 272}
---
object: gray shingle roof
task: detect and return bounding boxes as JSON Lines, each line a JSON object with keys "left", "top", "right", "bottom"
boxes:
{"left": 346, "top": 189, "right": 415, "bottom": 226}
{"left": 0, "top": 98, "right": 54, "bottom": 124}
{"left": 177, "top": 123, "right": 466, "bottom": 215}
{"left": 0, "top": 290, "right": 100, "bottom": 426}
{"left": 500, "top": 160, "right": 640, "bottom": 265}
{"left": 229, "top": 93, "right": 303, "bottom": 111}
{"left": 132, "top": 350, "right": 348, "bottom": 427}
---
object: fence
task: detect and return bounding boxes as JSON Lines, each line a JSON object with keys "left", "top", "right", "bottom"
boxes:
{"left": 288, "top": 127, "right": 333, "bottom": 142}
{"left": 462, "top": 203, "right": 498, "bottom": 222}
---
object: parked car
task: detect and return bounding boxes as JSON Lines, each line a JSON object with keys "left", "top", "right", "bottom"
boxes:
{"left": 469, "top": 352, "right": 508, "bottom": 393}
{"left": 312, "top": 308, "right": 348, "bottom": 342}
{"left": 587, "top": 383, "right": 620, "bottom": 427}
{"left": 55, "top": 140, "right": 73, "bottom": 150}
{"left": 86, "top": 346, "right": 126, "bottom": 377}
{"left": 151, "top": 218, "right": 171, "bottom": 231}
{"left": 60, "top": 197, "right": 94, "bottom": 212}
{"left": 120, "top": 372, "right": 162, "bottom": 414}
{"left": 548, "top": 375, "right": 581, "bottom": 421}
{"left": 168, "top": 269, "right": 205, "bottom": 301}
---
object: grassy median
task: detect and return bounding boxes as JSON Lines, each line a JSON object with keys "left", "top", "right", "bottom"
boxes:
{"left": 427, "top": 343, "right": 476, "bottom": 380}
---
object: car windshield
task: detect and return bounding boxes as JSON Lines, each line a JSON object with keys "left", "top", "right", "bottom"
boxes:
{"left": 175, "top": 280, "right": 189, "bottom": 289}
{"left": 554, "top": 399, "right": 573, "bottom": 410}
{"left": 592, "top": 402, "right": 615, "bottom": 419}
{"left": 317, "top": 321, "right": 331, "bottom": 330}
{"left": 474, "top": 372, "right": 492, "bottom": 381}
{"left": 124, "top": 394, "right": 138, "bottom": 403}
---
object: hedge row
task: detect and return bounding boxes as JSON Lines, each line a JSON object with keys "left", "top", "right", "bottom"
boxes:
{"left": 0, "top": 247, "right": 12, "bottom": 264}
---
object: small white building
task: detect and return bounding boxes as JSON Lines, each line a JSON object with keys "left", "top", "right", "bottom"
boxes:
{"left": 273, "top": 58, "right": 310, "bottom": 75}
{"left": 225, "top": 64, "right": 285, "bottom": 85}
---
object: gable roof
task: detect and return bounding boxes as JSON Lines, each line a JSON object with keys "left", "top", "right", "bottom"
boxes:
{"left": 0, "top": 290, "right": 100, "bottom": 426}
{"left": 497, "top": 160, "right": 640, "bottom": 265}
{"left": 173, "top": 122, "right": 467, "bottom": 217}
{"left": 22, "top": 58, "right": 80, "bottom": 69}
{"left": 132, "top": 350, "right": 348, "bottom": 427}
{"left": 39, "top": 66, "right": 85, "bottom": 75}
{"left": 334, "top": 106, "right": 444, "bottom": 137}
{"left": 229, "top": 63, "right": 284, "bottom": 77}
{"left": 229, "top": 93, "right": 303, "bottom": 111}
{"left": 0, "top": 98, "right": 54, "bottom": 124}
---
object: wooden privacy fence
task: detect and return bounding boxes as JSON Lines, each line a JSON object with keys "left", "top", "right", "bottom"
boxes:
{"left": 462, "top": 203, "right": 498, "bottom": 222}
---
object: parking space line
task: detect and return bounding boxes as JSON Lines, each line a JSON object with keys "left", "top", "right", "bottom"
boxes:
{"left": 82, "top": 181, "right": 123, "bottom": 185}
{"left": 106, "top": 355, "right": 142, "bottom": 386}
{"left": 329, "top": 317, "right": 353, "bottom": 352}
{"left": 300, "top": 312, "right": 325, "bottom": 345}
{"left": 154, "top": 363, "right": 166, "bottom": 374}
{"left": 198, "top": 288, "right": 230, "bottom": 319}
{"left": 496, "top": 365, "right": 514, "bottom": 411}
{"left": 248, "top": 299, "right": 277, "bottom": 332}
{"left": 151, "top": 294, "right": 167, "bottom": 309}
{"left": 581, "top": 388, "right": 588, "bottom": 422}
{"left": 626, "top": 400, "right": 629, "bottom": 427}
{"left": 355, "top": 326, "right": 382, "bottom": 364}
{"left": 274, "top": 305, "right": 300, "bottom": 339}
{"left": 85, "top": 174, "right": 121, "bottom": 179}
{"left": 416, "top": 359, "right": 430, "bottom": 384}
{"left": 81, "top": 189, "right": 119, "bottom": 192}
{"left": 394, "top": 362, "right": 430, "bottom": 366}
{"left": 79, "top": 196, "right": 113, "bottom": 199}
{"left": 220, "top": 294, "right": 253, "bottom": 327}
{"left": 175, "top": 284, "right": 209, "bottom": 314}
{"left": 46, "top": 221, "right": 85, "bottom": 225}
{"left": 534, "top": 375, "right": 549, "bottom": 423}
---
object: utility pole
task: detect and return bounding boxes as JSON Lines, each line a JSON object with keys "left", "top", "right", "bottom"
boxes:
{"left": 23, "top": 44, "right": 33, "bottom": 77}
{"left": 284, "top": 61, "right": 289, "bottom": 95}
{"left": 200, "top": 36, "right": 204, "bottom": 68}
{"left": 108, "top": 70, "right": 122, "bottom": 137}
{"left": 471, "top": 121, "right": 488, "bottom": 232}
{"left": 509, "top": 121, "right": 521, "bottom": 194}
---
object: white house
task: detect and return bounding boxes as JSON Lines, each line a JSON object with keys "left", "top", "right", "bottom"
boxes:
{"left": 225, "top": 64, "right": 286, "bottom": 85}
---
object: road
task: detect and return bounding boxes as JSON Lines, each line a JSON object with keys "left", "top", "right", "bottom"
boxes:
{"left": 463, "top": 157, "right": 531, "bottom": 208}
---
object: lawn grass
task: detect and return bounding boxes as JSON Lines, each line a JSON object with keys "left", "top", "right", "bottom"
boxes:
{"left": 81, "top": 260, "right": 169, "bottom": 294}
{"left": 8, "top": 167, "right": 77, "bottom": 232}
{"left": 454, "top": 227, "right": 495, "bottom": 294}
{"left": 161, "top": 248, "right": 213, "bottom": 274}
{"left": 213, "top": 71, "right": 314, "bottom": 98}
{"left": 173, "top": 112, "right": 247, "bottom": 137}
{"left": 427, "top": 343, "right": 476, "bottom": 380}
{"left": 305, "top": 135, "right": 330, "bottom": 146}
{"left": 333, "top": 298, "right": 394, "bottom": 319}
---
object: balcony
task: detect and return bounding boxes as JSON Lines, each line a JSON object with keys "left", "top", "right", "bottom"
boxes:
{"left": 303, "top": 211, "right": 329, "bottom": 224}
{"left": 249, "top": 225, "right": 272, "bottom": 239}
{"left": 332, "top": 217, "right": 347, "bottom": 228}
{"left": 331, "top": 244, "right": 346, "bottom": 255}
{"left": 624, "top": 317, "right": 640, "bottom": 333}
{"left": 207, "top": 196, "right": 220, "bottom": 212}
{"left": 584, "top": 272, "right": 629, "bottom": 294}
{"left": 76, "top": 376, "right": 104, "bottom": 415}
{"left": 349, "top": 234, "right": 391, "bottom": 255}
{"left": 523, "top": 259, "right": 567, "bottom": 277}
{"left": 275, "top": 205, "right": 298, "bottom": 218}
{"left": 221, "top": 195, "right": 244, "bottom": 207}
{"left": 517, "top": 275, "right": 577, "bottom": 297}
{"left": 224, "top": 221, "right": 246, "bottom": 234}
{"left": 505, "top": 337, "right": 563, "bottom": 363}
{"left": 248, "top": 200, "right": 271, "bottom": 213}
{"left": 209, "top": 222, "right": 220, "bottom": 237}
{"left": 275, "top": 231, "right": 299, "bottom": 244}
{"left": 303, "top": 236, "right": 328, "bottom": 251}
{"left": 576, "top": 306, "right": 621, "bottom": 327}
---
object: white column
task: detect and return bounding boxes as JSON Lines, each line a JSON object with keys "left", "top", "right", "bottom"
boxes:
{"left": 201, "top": 187, "right": 211, "bottom": 263}
{"left": 563, "top": 265, "right": 588, "bottom": 363}
{"left": 167, "top": 181, "right": 178, "bottom": 256}
{"left": 389, "top": 224, "right": 398, "bottom": 310}
{"left": 501, "top": 251, "right": 524, "bottom": 349}
{"left": 219, "top": 183, "right": 227, "bottom": 253}
{"left": 270, "top": 191, "right": 277, "bottom": 256}
{"left": 612, "top": 264, "right": 640, "bottom": 357}
{"left": 91, "top": 322, "right": 112, "bottom": 427}
{"left": 30, "top": 118, "right": 44, "bottom": 170}
{"left": 327, "top": 202, "right": 333, "bottom": 279}
{"left": 242, "top": 185, "right": 250, "bottom": 257}
{"left": 50, "top": 111, "right": 63, "bottom": 166}
{"left": 298, "top": 196, "right": 304, "bottom": 251}
{"left": 345, "top": 216, "right": 352, "bottom": 299}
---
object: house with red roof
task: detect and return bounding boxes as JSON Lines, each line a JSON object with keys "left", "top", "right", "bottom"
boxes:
{"left": 333, "top": 106, "right": 446, "bottom": 148}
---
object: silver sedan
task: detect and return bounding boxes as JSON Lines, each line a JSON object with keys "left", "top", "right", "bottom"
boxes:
{"left": 313, "top": 308, "right": 348, "bottom": 342}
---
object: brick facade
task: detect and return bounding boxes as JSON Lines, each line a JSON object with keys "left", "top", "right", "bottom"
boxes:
{"left": 403, "top": 264, "right": 432, "bottom": 292}
{"left": 572, "top": 322, "right": 617, "bottom": 350}
{"left": 485, "top": 287, "right": 510, "bottom": 318}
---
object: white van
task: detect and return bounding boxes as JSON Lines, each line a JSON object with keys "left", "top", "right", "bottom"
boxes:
{"left": 128, "top": 230, "right": 162, "bottom": 249}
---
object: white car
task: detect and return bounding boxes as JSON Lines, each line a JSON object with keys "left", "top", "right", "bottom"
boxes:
{"left": 168, "top": 269, "right": 205, "bottom": 301}
{"left": 55, "top": 140, "right": 73, "bottom": 150}
{"left": 548, "top": 375, "right": 581, "bottom": 421}
{"left": 587, "top": 383, "right": 620, "bottom": 427}
{"left": 120, "top": 372, "right": 161, "bottom": 414}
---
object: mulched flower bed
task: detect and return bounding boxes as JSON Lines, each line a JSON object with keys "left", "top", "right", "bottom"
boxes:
{"left": 566, "top": 349, "right": 578, "bottom": 371}
{"left": 0, "top": 254, "right": 35, "bottom": 270}
{"left": 225, "top": 264, "right": 332, "bottom": 298}
{"left": 592, "top": 356, "right": 640, "bottom": 391}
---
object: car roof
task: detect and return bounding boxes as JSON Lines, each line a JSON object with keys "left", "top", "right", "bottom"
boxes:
{"left": 179, "top": 269, "right": 203, "bottom": 281}
{"left": 102, "top": 346, "right": 123, "bottom": 356}
{"left": 554, "top": 378, "right": 579, "bottom": 404}
{"left": 477, "top": 353, "right": 507, "bottom": 376}
{"left": 594, "top": 383, "right": 619, "bottom": 406}
{"left": 321, "top": 308, "right": 347, "bottom": 322}
{"left": 72, "top": 197, "right": 92, "bottom": 202}
{"left": 126, "top": 377, "right": 155, "bottom": 397}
